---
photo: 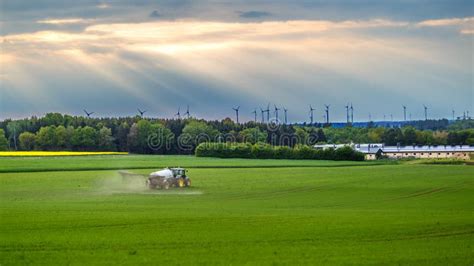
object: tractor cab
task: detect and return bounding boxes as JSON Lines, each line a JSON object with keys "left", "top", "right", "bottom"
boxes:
{"left": 170, "top": 168, "right": 186, "bottom": 178}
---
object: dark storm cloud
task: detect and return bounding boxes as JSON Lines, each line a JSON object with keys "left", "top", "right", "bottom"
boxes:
{"left": 149, "top": 10, "right": 161, "bottom": 18}
{"left": 238, "top": 11, "right": 271, "bottom": 19}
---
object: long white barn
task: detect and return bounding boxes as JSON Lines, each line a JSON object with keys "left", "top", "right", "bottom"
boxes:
{"left": 355, "top": 144, "right": 474, "bottom": 160}
{"left": 314, "top": 143, "right": 474, "bottom": 160}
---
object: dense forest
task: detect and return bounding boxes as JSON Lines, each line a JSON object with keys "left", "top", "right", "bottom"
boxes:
{"left": 0, "top": 113, "right": 473, "bottom": 154}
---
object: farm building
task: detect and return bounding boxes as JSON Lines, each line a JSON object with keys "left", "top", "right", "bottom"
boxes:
{"left": 313, "top": 144, "right": 348, "bottom": 150}
{"left": 314, "top": 143, "right": 474, "bottom": 160}
{"left": 354, "top": 144, "right": 474, "bottom": 160}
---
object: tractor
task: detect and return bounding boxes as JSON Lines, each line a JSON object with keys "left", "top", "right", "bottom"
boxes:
{"left": 118, "top": 168, "right": 191, "bottom": 190}
{"left": 147, "top": 167, "right": 191, "bottom": 189}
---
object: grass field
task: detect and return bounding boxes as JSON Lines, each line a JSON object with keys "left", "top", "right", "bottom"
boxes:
{"left": 1, "top": 156, "right": 473, "bottom": 265}
{"left": 0, "top": 154, "right": 385, "bottom": 173}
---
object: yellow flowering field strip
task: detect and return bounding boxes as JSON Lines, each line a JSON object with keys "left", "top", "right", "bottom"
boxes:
{"left": 0, "top": 151, "right": 128, "bottom": 157}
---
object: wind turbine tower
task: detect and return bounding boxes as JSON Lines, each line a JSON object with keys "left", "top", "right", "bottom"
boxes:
{"left": 184, "top": 105, "right": 190, "bottom": 119}
{"left": 265, "top": 103, "right": 270, "bottom": 122}
{"left": 252, "top": 109, "right": 257, "bottom": 123}
{"left": 274, "top": 105, "right": 280, "bottom": 122}
{"left": 345, "top": 104, "right": 350, "bottom": 123}
{"left": 423, "top": 105, "right": 428, "bottom": 120}
{"left": 232, "top": 106, "right": 240, "bottom": 124}
{"left": 324, "top": 104, "right": 330, "bottom": 124}
{"left": 309, "top": 105, "right": 315, "bottom": 125}
{"left": 403, "top": 105, "right": 407, "bottom": 121}
{"left": 175, "top": 107, "right": 181, "bottom": 119}
{"left": 350, "top": 103, "right": 354, "bottom": 123}
{"left": 283, "top": 108, "right": 288, "bottom": 124}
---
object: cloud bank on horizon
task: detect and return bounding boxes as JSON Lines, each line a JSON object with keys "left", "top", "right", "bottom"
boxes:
{"left": 0, "top": 0, "right": 473, "bottom": 122}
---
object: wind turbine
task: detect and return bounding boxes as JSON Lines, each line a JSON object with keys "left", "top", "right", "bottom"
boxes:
{"left": 345, "top": 104, "right": 350, "bottom": 123}
{"left": 390, "top": 114, "right": 393, "bottom": 122}
{"left": 324, "top": 104, "right": 330, "bottom": 124}
{"left": 452, "top": 109, "right": 455, "bottom": 120}
{"left": 260, "top": 108, "right": 265, "bottom": 123}
{"left": 83, "top": 109, "right": 94, "bottom": 118}
{"left": 184, "top": 105, "right": 190, "bottom": 119}
{"left": 232, "top": 106, "right": 240, "bottom": 123}
{"left": 309, "top": 105, "right": 315, "bottom": 125}
{"left": 274, "top": 105, "right": 280, "bottom": 122}
{"left": 368, "top": 113, "right": 372, "bottom": 122}
{"left": 265, "top": 103, "right": 270, "bottom": 122}
{"left": 252, "top": 109, "right": 257, "bottom": 123}
{"left": 350, "top": 103, "right": 354, "bottom": 123}
{"left": 137, "top": 108, "right": 147, "bottom": 117}
{"left": 283, "top": 107, "right": 288, "bottom": 124}
{"left": 175, "top": 107, "right": 181, "bottom": 119}
{"left": 403, "top": 105, "right": 407, "bottom": 121}
{"left": 423, "top": 105, "right": 428, "bottom": 120}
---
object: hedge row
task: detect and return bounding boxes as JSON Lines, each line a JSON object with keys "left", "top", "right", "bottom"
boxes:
{"left": 195, "top": 142, "right": 365, "bottom": 161}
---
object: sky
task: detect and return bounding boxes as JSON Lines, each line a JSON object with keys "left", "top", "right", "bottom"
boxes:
{"left": 0, "top": 0, "right": 473, "bottom": 122}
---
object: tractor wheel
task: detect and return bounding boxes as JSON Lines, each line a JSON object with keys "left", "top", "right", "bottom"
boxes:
{"left": 147, "top": 180, "right": 156, "bottom": 189}
{"left": 162, "top": 181, "right": 170, "bottom": 190}
{"left": 185, "top": 179, "right": 191, "bottom": 187}
{"left": 178, "top": 179, "right": 185, "bottom": 188}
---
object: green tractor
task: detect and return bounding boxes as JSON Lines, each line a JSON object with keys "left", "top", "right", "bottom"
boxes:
{"left": 147, "top": 167, "right": 191, "bottom": 189}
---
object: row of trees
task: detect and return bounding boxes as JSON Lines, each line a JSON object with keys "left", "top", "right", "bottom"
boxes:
{"left": 195, "top": 143, "right": 365, "bottom": 161}
{"left": 15, "top": 126, "right": 115, "bottom": 151}
{"left": 0, "top": 113, "right": 473, "bottom": 152}
{"left": 321, "top": 126, "right": 474, "bottom": 146}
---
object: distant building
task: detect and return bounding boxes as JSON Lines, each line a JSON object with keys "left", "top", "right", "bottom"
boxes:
{"left": 313, "top": 144, "right": 348, "bottom": 150}
{"left": 354, "top": 144, "right": 474, "bottom": 160}
{"left": 314, "top": 143, "right": 474, "bottom": 160}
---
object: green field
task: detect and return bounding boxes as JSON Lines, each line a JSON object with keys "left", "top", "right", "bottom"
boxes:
{"left": 0, "top": 155, "right": 384, "bottom": 173}
{"left": 1, "top": 156, "right": 473, "bottom": 265}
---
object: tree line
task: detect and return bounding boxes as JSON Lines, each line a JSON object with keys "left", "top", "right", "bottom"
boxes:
{"left": 196, "top": 143, "right": 365, "bottom": 161}
{"left": 0, "top": 113, "right": 473, "bottom": 153}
